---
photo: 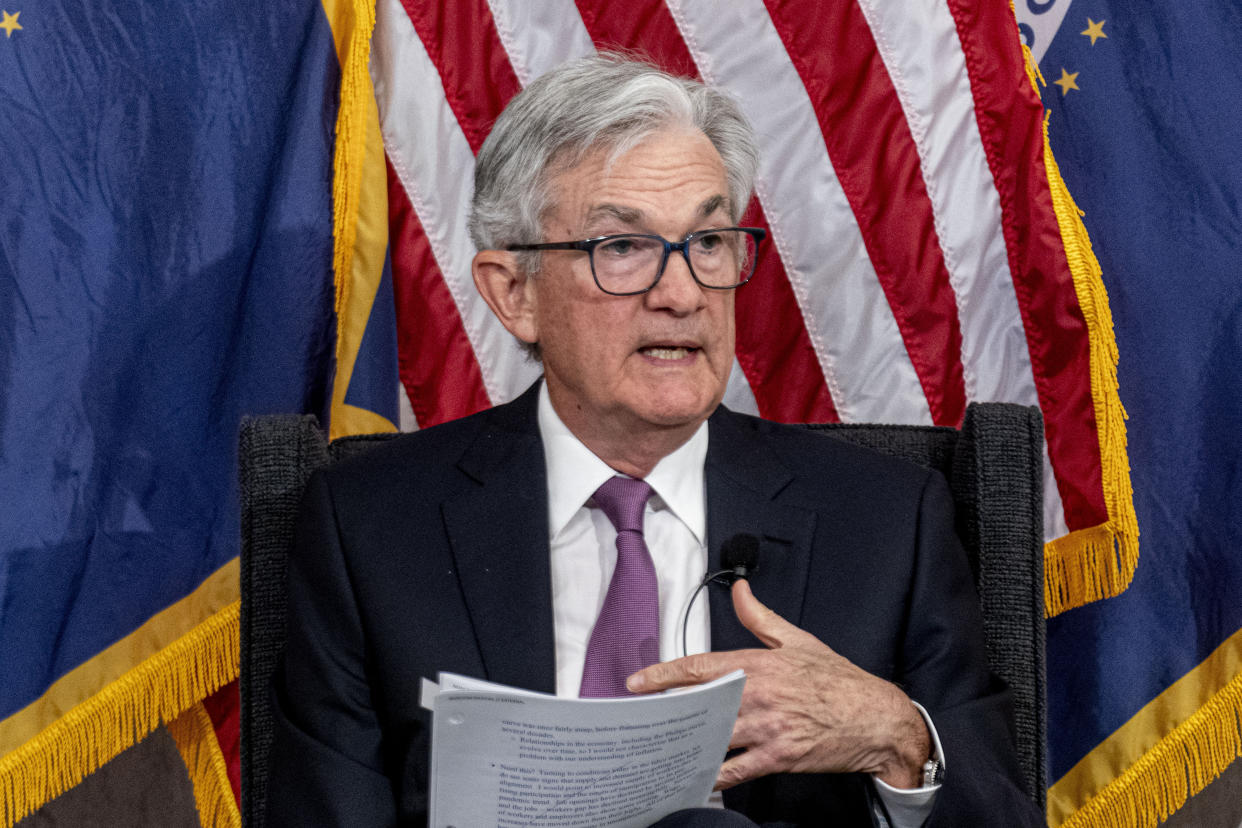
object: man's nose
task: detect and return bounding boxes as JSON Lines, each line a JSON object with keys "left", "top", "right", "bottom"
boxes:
{"left": 645, "top": 248, "right": 705, "bottom": 314}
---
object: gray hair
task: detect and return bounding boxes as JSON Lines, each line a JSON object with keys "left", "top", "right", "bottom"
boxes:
{"left": 469, "top": 52, "right": 760, "bottom": 266}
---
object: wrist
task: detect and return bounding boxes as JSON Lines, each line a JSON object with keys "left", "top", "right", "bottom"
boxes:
{"left": 874, "top": 699, "right": 932, "bottom": 789}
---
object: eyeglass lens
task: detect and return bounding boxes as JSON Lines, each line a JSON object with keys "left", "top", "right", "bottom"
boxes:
{"left": 592, "top": 230, "right": 757, "bottom": 294}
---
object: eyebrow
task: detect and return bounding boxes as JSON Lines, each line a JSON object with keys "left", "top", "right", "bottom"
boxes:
{"left": 584, "top": 203, "right": 644, "bottom": 228}
{"left": 583, "top": 194, "right": 732, "bottom": 233}
{"left": 698, "top": 194, "right": 728, "bottom": 219}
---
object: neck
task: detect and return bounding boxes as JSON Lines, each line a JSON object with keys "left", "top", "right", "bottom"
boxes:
{"left": 545, "top": 392, "right": 706, "bottom": 479}
{"left": 579, "top": 427, "right": 698, "bottom": 479}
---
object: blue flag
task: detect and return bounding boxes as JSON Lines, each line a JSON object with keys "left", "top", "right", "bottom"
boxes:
{"left": 0, "top": 0, "right": 339, "bottom": 817}
{"left": 1019, "top": 2, "right": 1242, "bottom": 824}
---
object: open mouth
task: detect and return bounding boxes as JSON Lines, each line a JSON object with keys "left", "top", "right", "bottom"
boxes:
{"left": 639, "top": 345, "right": 699, "bottom": 360}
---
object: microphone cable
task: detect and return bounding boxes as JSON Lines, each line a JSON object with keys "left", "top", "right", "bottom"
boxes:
{"left": 679, "top": 533, "right": 760, "bottom": 658}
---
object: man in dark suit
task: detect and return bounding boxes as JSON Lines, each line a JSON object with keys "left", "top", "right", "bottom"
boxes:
{"left": 266, "top": 54, "right": 1044, "bottom": 826}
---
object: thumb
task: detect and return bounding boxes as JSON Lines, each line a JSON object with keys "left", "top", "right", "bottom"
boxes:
{"left": 731, "top": 579, "right": 802, "bottom": 649}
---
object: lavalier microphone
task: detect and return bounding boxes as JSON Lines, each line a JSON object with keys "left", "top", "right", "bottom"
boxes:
{"left": 719, "top": 533, "right": 760, "bottom": 583}
{"left": 680, "top": 533, "right": 762, "bottom": 657}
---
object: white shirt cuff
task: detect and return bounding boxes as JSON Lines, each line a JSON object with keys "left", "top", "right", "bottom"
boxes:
{"left": 871, "top": 700, "right": 944, "bottom": 828}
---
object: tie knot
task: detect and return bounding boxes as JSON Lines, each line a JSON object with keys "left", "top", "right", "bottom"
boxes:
{"left": 592, "top": 476, "right": 653, "bottom": 534}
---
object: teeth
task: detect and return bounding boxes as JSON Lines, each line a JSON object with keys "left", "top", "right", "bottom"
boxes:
{"left": 643, "top": 347, "right": 691, "bottom": 360}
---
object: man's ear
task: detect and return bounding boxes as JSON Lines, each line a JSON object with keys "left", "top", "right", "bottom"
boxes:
{"left": 472, "top": 250, "right": 539, "bottom": 345}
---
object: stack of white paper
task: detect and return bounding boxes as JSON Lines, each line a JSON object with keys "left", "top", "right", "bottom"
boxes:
{"left": 421, "top": 670, "right": 745, "bottom": 828}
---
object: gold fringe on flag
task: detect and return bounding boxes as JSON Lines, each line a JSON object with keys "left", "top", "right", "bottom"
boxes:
{"left": 1047, "top": 626, "right": 1242, "bottom": 826}
{"left": 320, "top": 0, "right": 393, "bottom": 439}
{"left": 168, "top": 702, "right": 241, "bottom": 828}
{"left": 0, "top": 601, "right": 239, "bottom": 827}
{"left": 1056, "top": 671, "right": 1242, "bottom": 828}
{"left": 327, "top": 0, "right": 375, "bottom": 323}
{"left": 1021, "top": 46, "right": 1140, "bottom": 618}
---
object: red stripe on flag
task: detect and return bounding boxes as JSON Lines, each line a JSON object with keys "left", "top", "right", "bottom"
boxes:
{"left": 947, "top": 0, "right": 1107, "bottom": 529}
{"left": 388, "top": 160, "right": 493, "bottom": 426}
{"left": 203, "top": 680, "right": 240, "bottom": 808}
{"left": 573, "top": 0, "right": 699, "bottom": 78}
{"left": 764, "top": 0, "right": 967, "bottom": 426}
{"left": 397, "top": 0, "right": 521, "bottom": 154}
{"left": 574, "top": 0, "right": 838, "bottom": 422}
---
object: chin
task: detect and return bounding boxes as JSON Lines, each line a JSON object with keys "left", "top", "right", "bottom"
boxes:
{"left": 619, "top": 366, "right": 728, "bottom": 426}
{"left": 633, "top": 392, "right": 721, "bottom": 430}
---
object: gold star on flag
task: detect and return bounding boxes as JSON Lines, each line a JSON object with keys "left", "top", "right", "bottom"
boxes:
{"left": 0, "top": 10, "right": 21, "bottom": 37}
{"left": 1053, "top": 68, "right": 1080, "bottom": 96}
{"left": 1081, "top": 18, "right": 1107, "bottom": 46}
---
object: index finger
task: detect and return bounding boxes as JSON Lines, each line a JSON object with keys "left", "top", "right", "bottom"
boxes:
{"left": 627, "top": 650, "right": 750, "bottom": 694}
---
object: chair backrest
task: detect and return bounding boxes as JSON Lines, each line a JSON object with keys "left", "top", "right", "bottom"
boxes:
{"left": 238, "top": 403, "right": 1046, "bottom": 824}
{"left": 238, "top": 417, "right": 398, "bottom": 827}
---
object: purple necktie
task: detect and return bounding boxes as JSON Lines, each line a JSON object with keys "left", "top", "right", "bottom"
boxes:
{"left": 579, "top": 476, "right": 659, "bottom": 698}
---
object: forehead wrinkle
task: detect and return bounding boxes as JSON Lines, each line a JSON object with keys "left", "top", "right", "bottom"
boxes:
{"left": 584, "top": 192, "right": 729, "bottom": 234}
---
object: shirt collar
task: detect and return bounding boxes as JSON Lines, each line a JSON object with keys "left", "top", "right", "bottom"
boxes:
{"left": 537, "top": 382, "right": 708, "bottom": 544}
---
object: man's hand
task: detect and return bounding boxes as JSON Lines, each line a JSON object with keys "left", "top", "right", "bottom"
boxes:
{"left": 626, "top": 580, "right": 931, "bottom": 790}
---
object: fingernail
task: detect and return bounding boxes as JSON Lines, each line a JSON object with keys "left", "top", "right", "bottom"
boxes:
{"left": 626, "top": 674, "right": 644, "bottom": 692}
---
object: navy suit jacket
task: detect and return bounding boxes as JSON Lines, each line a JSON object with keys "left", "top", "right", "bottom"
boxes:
{"left": 266, "top": 383, "right": 1042, "bottom": 826}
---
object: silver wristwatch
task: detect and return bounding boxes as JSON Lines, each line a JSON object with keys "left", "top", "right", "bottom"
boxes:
{"left": 922, "top": 756, "right": 944, "bottom": 787}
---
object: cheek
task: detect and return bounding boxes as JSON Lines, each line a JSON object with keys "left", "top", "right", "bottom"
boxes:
{"left": 536, "top": 297, "right": 623, "bottom": 371}
{"left": 710, "top": 299, "right": 737, "bottom": 362}
{"left": 531, "top": 281, "right": 576, "bottom": 345}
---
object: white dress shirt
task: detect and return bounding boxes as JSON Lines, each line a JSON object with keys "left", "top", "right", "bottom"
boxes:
{"left": 540, "top": 385, "right": 711, "bottom": 695}
{"left": 536, "top": 384, "right": 941, "bottom": 825}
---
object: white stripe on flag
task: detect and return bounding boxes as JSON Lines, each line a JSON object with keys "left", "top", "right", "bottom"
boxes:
{"left": 371, "top": 0, "right": 540, "bottom": 405}
{"left": 399, "top": 384, "right": 419, "bottom": 432}
{"left": 486, "top": 0, "right": 596, "bottom": 85}
{"left": 668, "top": 0, "right": 932, "bottom": 424}
{"left": 722, "top": 359, "right": 762, "bottom": 416}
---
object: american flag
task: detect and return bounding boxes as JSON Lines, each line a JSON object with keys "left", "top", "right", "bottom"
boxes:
{"left": 346, "top": 0, "right": 1135, "bottom": 623}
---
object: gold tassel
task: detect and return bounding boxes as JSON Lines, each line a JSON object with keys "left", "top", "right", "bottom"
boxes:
{"left": 1022, "top": 40, "right": 1140, "bottom": 618}
{"left": 329, "top": 0, "right": 377, "bottom": 322}
{"left": 168, "top": 702, "right": 241, "bottom": 828}
{"left": 325, "top": 0, "right": 390, "bottom": 440}
{"left": 0, "top": 602, "right": 239, "bottom": 827}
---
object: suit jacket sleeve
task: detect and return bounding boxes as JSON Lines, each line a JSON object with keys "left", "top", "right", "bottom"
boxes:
{"left": 905, "top": 473, "right": 1044, "bottom": 828}
{"left": 265, "top": 469, "right": 400, "bottom": 827}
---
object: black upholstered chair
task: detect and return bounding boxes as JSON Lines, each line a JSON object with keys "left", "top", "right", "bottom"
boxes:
{"left": 239, "top": 403, "right": 1047, "bottom": 825}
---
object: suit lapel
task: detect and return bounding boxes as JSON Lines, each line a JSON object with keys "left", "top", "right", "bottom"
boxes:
{"left": 705, "top": 408, "right": 817, "bottom": 654}
{"left": 441, "top": 386, "right": 558, "bottom": 694}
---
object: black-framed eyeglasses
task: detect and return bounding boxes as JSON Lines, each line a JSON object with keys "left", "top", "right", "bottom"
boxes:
{"left": 507, "top": 226, "right": 766, "bottom": 296}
